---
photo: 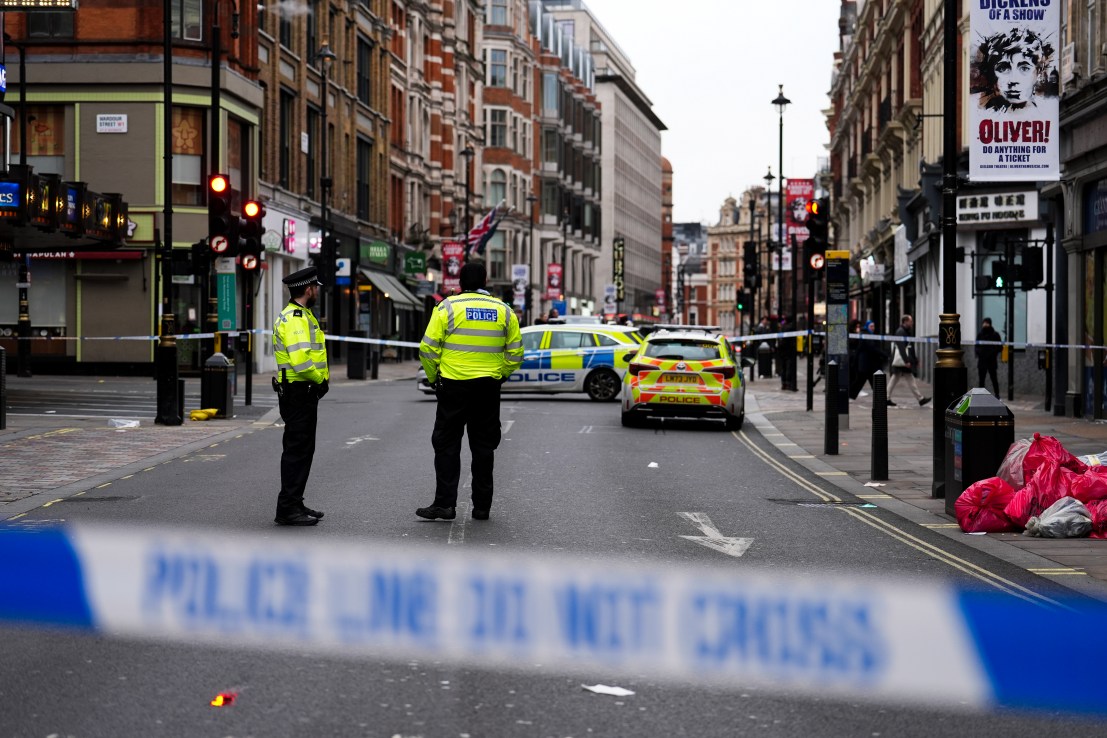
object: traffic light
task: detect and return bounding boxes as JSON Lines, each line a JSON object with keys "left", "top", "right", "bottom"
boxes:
{"left": 1021, "top": 245, "right": 1043, "bottom": 290}
{"left": 803, "top": 197, "right": 829, "bottom": 282}
{"left": 239, "top": 199, "right": 266, "bottom": 271}
{"left": 805, "top": 197, "right": 829, "bottom": 245}
{"left": 736, "top": 289, "right": 749, "bottom": 312}
{"left": 208, "top": 173, "right": 236, "bottom": 256}
{"left": 742, "top": 242, "right": 758, "bottom": 291}
{"left": 190, "top": 239, "right": 210, "bottom": 275}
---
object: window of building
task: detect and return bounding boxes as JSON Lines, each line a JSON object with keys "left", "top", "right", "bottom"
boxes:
{"left": 170, "top": 107, "right": 206, "bottom": 205}
{"left": 488, "top": 232, "right": 506, "bottom": 281}
{"left": 488, "top": 0, "right": 508, "bottom": 25}
{"left": 279, "top": 89, "right": 294, "bottom": 189}
{"left": 279, "top": 7, "right": 293, "bottom": 50}
{"left": 306, "top": 0, "right": 319, "bottom": 64}
{"left": 12, "top": 106, "right": 66, "bottom": 176}
{"left": 29, "top": 11, "right": 75, "bottom": 38}
{"left": 487, "top": 108, "right": 507, "bottom": 147}
{"left": 543, "top": 72, "right": 559, "bottom": 113}
{"left": 489, "top": 49, "right": 507, "bottom": 87}
{"left": 542, "top": 127, "right": 559, "bottom": 164}
{"left": 166, "top": 0, "right": 201, "bottom": 41}
{"left": 357, "top": 36, "right": 373, "bottom": 105}
{"left": 357, "top": 137, "right": 371, "bottom": 220}
{"left": 306, "top": 106, "right": 320, "bottom": 199}
{"left": 541, "top": 180, "right": 560, "bottom": 217}
{"left": 488, "top": 168, "right": 506, "bottom": 206}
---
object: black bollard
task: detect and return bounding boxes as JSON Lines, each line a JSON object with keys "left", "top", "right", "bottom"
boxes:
{"left": 370, "top": 346, "right": 380, "bottom": 380}
{"left": 824, "top": 360, "right": 839, "bottom": 455}
{"left": 871, "top": 369, "right": 889, "bottom": 480}
{"left": 0, "top": 345, "right": 6, "bottom": 430}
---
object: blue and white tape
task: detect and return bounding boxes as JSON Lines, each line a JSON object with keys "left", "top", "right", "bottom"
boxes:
{"left": 1, "top": 523, "right": 1104, "bottom": 716}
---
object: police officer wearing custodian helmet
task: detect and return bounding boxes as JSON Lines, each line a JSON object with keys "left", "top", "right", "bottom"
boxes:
{"left": 417, "top": 262, "right": 524, "bottom": 521}
{"left": 272, "top": 266, "right": 329, "bottom": 526}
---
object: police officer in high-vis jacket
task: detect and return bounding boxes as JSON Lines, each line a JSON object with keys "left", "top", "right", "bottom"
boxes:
{"left": 417, "top": 262, "right": 523, "bottom": 521}
{"left": 272, "top": 266, "right": 329, "bottom": 526}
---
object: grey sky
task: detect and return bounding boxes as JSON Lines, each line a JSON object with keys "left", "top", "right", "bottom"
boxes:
{"left": 582, "top": 0, "right": 842, "bottom": 226}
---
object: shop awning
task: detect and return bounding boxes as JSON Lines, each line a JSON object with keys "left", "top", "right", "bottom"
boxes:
{"left": 359, "top": 268, "right": 420, "bottom": 309}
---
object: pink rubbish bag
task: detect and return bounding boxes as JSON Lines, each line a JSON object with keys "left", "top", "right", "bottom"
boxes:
{"left": 1068, "top": 466, "right": 1107, "bottom": 504}
{"left": 954, "top": 477, "right": 1017, "bottom": 533}
{"left": 1085, "top": 499, "right": 1107, "bottom": 539}
{"left": 1023, "top": 433, "right": 1087, "bottom": 482}
{"left": 1004, "top": 461, "right": 1069, "bottom": 530}
{"left": 996, "top": 438, "right": 1032, "bottom": 490}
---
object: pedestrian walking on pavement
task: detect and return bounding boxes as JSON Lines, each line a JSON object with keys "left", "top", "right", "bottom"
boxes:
{"left": 272, "top": 266, "right": 330, "bottom": 526}
{"left": 976, "top": 317, "right": 1002, "bottom": 397}
{"left": 851, "top": 320, "right": 888, "bottom": 399}
{"left": 887, "top": 314, "right": 930, "bottom": 407}
{"left": 417, "top": 262, "right": 524, "bottom": 522}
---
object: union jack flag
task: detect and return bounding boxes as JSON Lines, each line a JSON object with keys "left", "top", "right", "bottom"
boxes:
{"left": 463, "top": 202, "right": 509, "bottom": 257}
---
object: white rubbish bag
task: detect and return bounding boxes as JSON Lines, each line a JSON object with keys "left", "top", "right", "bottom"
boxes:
{"left": 1023, "top": 496, "right": 1093, "bottom": 538}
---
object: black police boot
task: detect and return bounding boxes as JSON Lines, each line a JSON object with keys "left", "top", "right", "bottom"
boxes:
{"left": 275, "top": 510, "right": 319, "bottom": 526}
{"left": 472, "top": 508, "right": 490, "bottom": 521}
{"left": 416, "top": 505, "right": 456, "bottom": 520}
{"left": 301, "top": 505, "right": 325, "bottom": 519}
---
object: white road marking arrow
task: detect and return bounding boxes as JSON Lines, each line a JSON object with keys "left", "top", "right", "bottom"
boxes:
{"left": 677, "top": 512, "right": 754, "bottom": 558}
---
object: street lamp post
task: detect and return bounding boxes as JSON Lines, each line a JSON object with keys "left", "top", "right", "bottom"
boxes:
{"left": 316, "top": 40, "right": 337, "bottom": 330}
{"left": 560, "top": 207, "right": 569, "bottom": 310}
{"left": 526, "top": 192, "right": 538, "bottom": 325}
{"left": 763, "top": 168, "right": 776, "bottom": 318}
{"left": 748, "top": 195, "right": 758, "bottom": 324}
{"left": 772, "top": 84, "right": 793, "bottom": 388}
{"left": 933, "top": 0, "right": 968, "bottom": 497}
{"left": 460, "top": 146, "right": 475, "bottom": 248}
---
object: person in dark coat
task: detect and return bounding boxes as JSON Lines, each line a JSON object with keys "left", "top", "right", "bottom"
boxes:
{"left": 975, "top": 317, "right": 1002, "bottom": 397}
{"left": 852, "top": 320, "right": 888, "bottom": 398}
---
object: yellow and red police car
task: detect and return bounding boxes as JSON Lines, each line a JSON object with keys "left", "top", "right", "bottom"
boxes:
{"left": 620, "top": 325, "right": 746, "bottom": 429}
{"left": 417, "top": 322, "right": 642, "bottom": 401}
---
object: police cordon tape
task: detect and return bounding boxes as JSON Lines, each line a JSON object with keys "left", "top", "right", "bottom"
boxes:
{"left": 2, "top": 522, "right": 1106, "bottom": 716}
{"left": 7, "top": 328, "right": 1101, "bottom": 354}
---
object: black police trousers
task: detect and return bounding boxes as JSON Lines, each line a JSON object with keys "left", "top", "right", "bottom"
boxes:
{"left": 277, "top": 382, "right": 319, "bottom": 515}
{"left": 431, "top": 376, "right": 502, "bottom": 511}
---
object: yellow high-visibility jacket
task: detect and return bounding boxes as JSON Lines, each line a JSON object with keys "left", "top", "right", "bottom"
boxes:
{"left": 274, "top": 300, "right": 329, "bottom": 384}
{"left": 420, "top": 291, "right": 523, "bottom": 382}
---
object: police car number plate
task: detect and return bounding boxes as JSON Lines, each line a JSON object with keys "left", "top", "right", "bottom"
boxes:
{"left": 661, "top": 373, "right": 700, "bottom": 384}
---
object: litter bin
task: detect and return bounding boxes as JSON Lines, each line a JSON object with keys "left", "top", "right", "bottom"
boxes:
{"left": 347, "top": 331, "right": 367, "bottom": 380}
{"left": 201, "top": 352, "right": 235, "bottom": 419}
{"left": 757, "top": 342, "right": 773, "bottom": 379}
{"left": 944, "top": 388, "right": 1014, "bottom": 516}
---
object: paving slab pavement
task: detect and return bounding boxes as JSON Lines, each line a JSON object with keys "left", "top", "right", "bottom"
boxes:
{"left": 745, "top": 366, "right": 1107, "bottom": 601}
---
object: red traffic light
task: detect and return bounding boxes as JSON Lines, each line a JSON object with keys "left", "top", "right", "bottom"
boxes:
{"left": 243, "top": 200, "right": 261, "bottom": 218}
{"left": 209, "top": 174, "right": 229, "bottom": 194}
{"left": 805, "top": 199, "right": 821, "bottom": 217}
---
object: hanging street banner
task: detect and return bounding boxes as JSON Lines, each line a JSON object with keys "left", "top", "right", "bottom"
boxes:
{"left": 785, "top": 179, "right": 814, "bottom": 244}
{"left": 612, "top": 237, "right": 626, "bottom": 301}
{"left": 969, "top": 2, "right": 1060, "bottom": 181}
{"left": 546, "top": 263, "right": 563, "bottom": 301}
{"left": 603, "top": 283, "right": 617, "bottom": 317}
{"left": 511, "top": 263, "right": 529, "bottom": 311}
{"left": 441, "top": 241, "right": 465, "bottom": 295}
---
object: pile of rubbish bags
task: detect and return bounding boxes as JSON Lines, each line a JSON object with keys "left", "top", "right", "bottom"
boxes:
{"left": 955, "top": 433, "right": 1107, "bottom": 538}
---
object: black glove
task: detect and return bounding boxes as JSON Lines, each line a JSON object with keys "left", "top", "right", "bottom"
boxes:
{"left": 315, "top": 380, "right": 329, "bottom": 399}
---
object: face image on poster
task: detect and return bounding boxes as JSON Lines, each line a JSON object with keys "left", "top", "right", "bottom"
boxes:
{"left": 969, "top": 5, "right": 1060, "bottom": 181}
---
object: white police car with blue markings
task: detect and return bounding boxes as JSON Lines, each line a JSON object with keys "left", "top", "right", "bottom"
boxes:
{"left": 417, "top": 323, "right": 643, "bottom": 401}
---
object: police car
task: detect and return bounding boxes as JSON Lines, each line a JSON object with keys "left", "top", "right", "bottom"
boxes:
{"left": 417, "top": 323, "right": 643, "bottom": 401}
{"left": 620, "top": 325, "right": 746, "bottom": 429}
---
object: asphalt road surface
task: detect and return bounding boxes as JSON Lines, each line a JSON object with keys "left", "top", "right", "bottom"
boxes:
{"left": 2, "top": 380, "right": 1105, "bottom": 737}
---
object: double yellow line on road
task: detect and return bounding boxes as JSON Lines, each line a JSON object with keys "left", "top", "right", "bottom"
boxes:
{"left": 734, "top": 429, "right": 1067, "bottom": 610}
